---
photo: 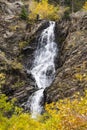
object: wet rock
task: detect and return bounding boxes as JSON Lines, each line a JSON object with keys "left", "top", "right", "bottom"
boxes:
{"left": 22, "top": 20, "right": 52, "bottom": 70}
{"left": 22, "top": 46, "right": 36, "bottom": 55}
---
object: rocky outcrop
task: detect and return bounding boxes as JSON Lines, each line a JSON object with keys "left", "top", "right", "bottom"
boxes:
{"left": 46, "top": 11, "right": 87, "bottom": 103}
{"left": 0, "top": 0, "right": 49, "bottom": 104}
{"left": 0, "top": 0, "right": 28, "bottom": 103}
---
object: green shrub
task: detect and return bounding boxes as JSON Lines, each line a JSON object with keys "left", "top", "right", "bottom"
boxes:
{"left": 20, "top": 6, "right": 28, "bottom": 20}
{"left": 0, "top": 94, "right": 22, "bottom": 117}
{"left": 19, "top": 41, "right": 28, "bottom": 50}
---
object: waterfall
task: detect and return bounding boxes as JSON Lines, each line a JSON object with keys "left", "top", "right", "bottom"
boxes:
{"left": 25, "top": 21, "right": 58, "bottom": 118}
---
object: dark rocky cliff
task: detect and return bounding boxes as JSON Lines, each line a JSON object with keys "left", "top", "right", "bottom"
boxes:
{"left": 46, "top": 11, "right": 87, "bottom": 102}
{"left": 0, "top": 0, "right": 51, "bottom": 105}
{"left": 0, "top": 0, "right": 45, "bottom": 103}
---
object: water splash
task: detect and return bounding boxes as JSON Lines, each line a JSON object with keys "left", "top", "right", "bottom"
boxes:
{"left": 26, "top": 21, "right": 58, "bottom": 118}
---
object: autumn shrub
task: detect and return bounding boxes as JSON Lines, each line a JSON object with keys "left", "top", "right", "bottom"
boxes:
{"left": 29, "top": 0, "right": 59, "bottom": 21}
{"left": 0, "top": 94, "right": 22, "bottom": 117}
{"left": 83, "top": 2, "right": 87, "bottom": 10}
{"left": 11, "top": 60, "right": 23, "bottom": 70}
{"left": 43, "top": 92, "right": 87, "bottom": 130}
{"left": 11, "top": 81, "right": 25, "bottom": 88}
{"left": 74, "top": 73, "right": 87, "bottom": 81}
{"left": 0, "top": 92, "right": 87, "bottom": 130}
{"left": 19, "top": 41, "right": 29, "bottom": 50}
{"left": 0, "top": 73, "right": 6, "bottom": 88}
{"left": 9, "top": 114, "right": 44, "bottom": 130}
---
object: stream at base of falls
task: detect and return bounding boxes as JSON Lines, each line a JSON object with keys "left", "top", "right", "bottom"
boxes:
{"left": 25, "top": 21, "right": 58, "bottom": 118}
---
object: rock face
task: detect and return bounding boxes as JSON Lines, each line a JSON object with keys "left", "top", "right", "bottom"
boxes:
{"left": 0, "top": 0, "right": 57, "bottom": 106}
{"left": 0, "top": 0, "right": 49, "bottom": 104}
{"left": 46, "top": 11, "right": 87, "bottom": 103}
{"left": 0, "top": 0, "right": 87, "bottom": 106}
{"left": 0, "top": 0, "right": 28, "bottom": 103}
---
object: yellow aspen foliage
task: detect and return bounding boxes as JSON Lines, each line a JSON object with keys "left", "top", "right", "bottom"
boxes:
{"left": 0, "top": 92, "right": 87, "bottom": 130}
{"left": 0, "top": 73, "right": 6, "bottom": 88}
{"left": 74, "top": 73, "right": 87, "bottom": 81}
{"left": 8, "top": 114, "right": 43, "bottom": 130}
{"left": 83, "top": 2, "right": 87, "bottom": 10}
{"left": 29, "top": 0, "right": 59, "bottom": 20}
{"left": 74, "top": 73, "right": 83, "bottom": 81}
{"left": 44, "top": 91, "right": 87, "bottom": 130}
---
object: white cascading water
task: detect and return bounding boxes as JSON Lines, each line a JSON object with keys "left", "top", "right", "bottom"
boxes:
{"left": 26, "top": 21, "right": 58, "bottom": 118}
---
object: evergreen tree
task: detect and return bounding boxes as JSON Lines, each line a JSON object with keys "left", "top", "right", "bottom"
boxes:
{"left": 49, "top": 0, "right": 86, "bottom": 12}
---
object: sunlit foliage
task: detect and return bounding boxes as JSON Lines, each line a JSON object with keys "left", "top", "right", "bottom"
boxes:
{"left": 44, "top": 92, "right": 87, "bottom": 130}
{"left": 29, "top": 0, "right": 59, "bottom": 20}
{"left": 0, "top": 94, "right": 22, "bottom": 117}
{"left": 74, "top": 73, "right": 87, "bottom": 81}
{"left": 0, "top": 91, "right": 87, "bottom": 130}
{"left": 0, "top": 73, "right": 5, "bottom": 88}
{"left": 83, "top": 2, "right": 87, "bottom": 10}
{"left": 11, "top": 60, "right": 23, "bottom": 70}
{"left": 19, "top": 41, "right": 29, "bottom": 50}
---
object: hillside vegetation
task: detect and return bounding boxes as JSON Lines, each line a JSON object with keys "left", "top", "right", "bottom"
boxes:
{"left": 0, "top": 0, "right": 87, "bottom": 130}
{"left": 0, "top": 91, "right": 87, "bottom": 130}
